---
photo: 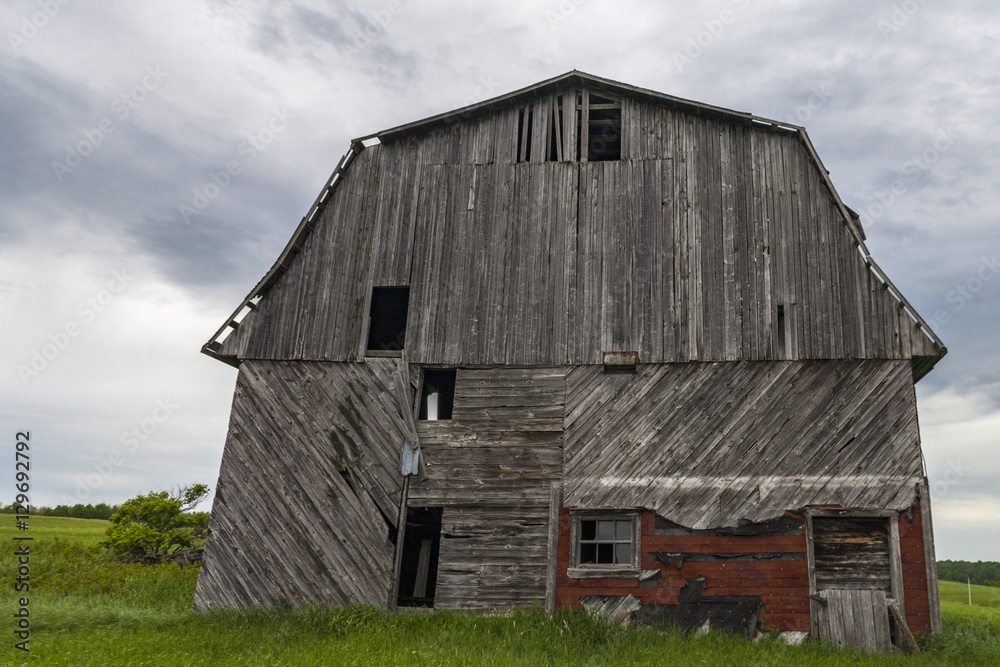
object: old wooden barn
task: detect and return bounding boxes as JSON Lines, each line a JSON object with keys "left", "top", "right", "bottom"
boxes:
{"left": 195, "top": 71, "right": 947, "bottom": 650}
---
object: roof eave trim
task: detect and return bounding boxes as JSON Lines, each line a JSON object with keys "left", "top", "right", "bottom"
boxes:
{"left": 794, "top": 129, "right": 946, "bottom": 359}
{"left": 199, "top": 141, "right": 368, "bottom": 362}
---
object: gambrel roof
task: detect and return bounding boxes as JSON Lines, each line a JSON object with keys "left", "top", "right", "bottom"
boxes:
{"left": 203, "top": 71, "right": 945, "bottom": 378}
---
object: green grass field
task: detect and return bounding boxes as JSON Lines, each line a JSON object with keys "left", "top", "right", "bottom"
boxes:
{"left": 2, "top": 514, "right": 998, "bottom": 665}
{"left": 0, "top": 514, "right": 109, "bottom": 547}
{"left": 939, "top": 579, "right": 1000, "bottom": 609}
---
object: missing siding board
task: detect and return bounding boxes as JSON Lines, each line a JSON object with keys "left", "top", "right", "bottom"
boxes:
{"left": 777, "top": 305, "right": 786, "bottom": 357}
{"left": 515, "top": 90, "right": 620, "bottom": 163}
{"left": 549, "top": 95, "right": 564, "bottom": 162}
{"left": 517, "top": 106, "right": 533, "bottom": 163}
{"left": 654, "top": 514, "right": 803, "bottom": 536}
{"left": 366, "top": 287, "right": 409, "bottom": 352}
{"left": 418, "top": 369, "right": 456, "bottom": 420}
{"left": 587, "top": 93, "right": 621, "bottom": 161}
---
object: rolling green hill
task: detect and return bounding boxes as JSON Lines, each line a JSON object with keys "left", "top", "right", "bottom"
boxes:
{"left": 939, "top": 579, "right": 1000, "bottom": 609}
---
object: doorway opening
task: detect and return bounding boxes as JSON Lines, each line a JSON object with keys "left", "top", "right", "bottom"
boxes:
{"left": 396, "top": 507, "right": 443, "bottom": 608}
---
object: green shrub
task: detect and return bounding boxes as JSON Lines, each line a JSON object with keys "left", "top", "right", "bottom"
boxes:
{"left": 100, "top": 484, "right": 210, "bottom": 561}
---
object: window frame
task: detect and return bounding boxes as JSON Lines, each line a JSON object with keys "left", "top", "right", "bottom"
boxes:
{"left": 567, "top": 511, "right": 642, "bottom": 579}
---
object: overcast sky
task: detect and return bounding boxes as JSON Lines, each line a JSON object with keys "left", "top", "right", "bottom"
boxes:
{"left": 2, "top": 0, "right": 997, "bottom": 560}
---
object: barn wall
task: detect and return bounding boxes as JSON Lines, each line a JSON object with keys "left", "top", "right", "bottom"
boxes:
{"left": 194, "top": 359, "right": 409, "bottom": 610}
{"left": 564, "top": 360, "right": 924, "bottom": 528}
{"left": 224, "top": 92, "right": 937, "bottom": 366}
{"left": 556, "top": 508, "right": 932, "bottom": 634}
{"left": 407, "top": 367, "right": 566, "bottom": 609}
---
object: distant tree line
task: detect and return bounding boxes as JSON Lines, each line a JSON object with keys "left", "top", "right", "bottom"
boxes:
{"left": 937, "top": 560, "right": 1000, "bottom": 587}
{"left": 1, "top": 502, "right": 120, "bottom": 520}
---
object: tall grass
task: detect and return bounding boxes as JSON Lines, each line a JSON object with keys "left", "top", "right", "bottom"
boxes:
{"left": 3, "top": 515, "right": 998, "bottom": 665}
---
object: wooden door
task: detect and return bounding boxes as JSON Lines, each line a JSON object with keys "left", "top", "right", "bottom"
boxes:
{"left": 807, "top": 513, "right": 903, "bottom": 654}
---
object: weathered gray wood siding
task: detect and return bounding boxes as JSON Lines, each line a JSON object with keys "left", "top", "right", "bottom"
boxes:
{"left": 564, "top": 360, "right": 923, "bottom": 529}
{"left": 220, "top": 90, "right": 936, "bottom": 366}
{"left": 219, "top": 148, "right": 383, "bottom": 361}
{"left": 194, "top": 359, "right": 409, "bottom": 610}
{"left": 407, "top": 367, "right": 566, "bottom": 609}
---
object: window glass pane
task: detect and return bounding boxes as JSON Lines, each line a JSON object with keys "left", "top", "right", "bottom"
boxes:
{"left": 615, "top": 520, "right": 631, "bottom": 541}
{"left": 597, "top": 543, "right": 613, "bottom": 563}
{"left": 597, "top": 520, "right": 614, "bottom": 541}
{"left": 581, "top": 520, "right": 596, "bottom": 541}
{"left": 580, "top": 543, "right": 596, "bottom": 564}
{"left": 615, "top": 543, "right": 631, "bottom": 565}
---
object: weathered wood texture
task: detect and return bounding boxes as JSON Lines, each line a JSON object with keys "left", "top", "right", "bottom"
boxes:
{"left": 812, "top": 517, "right": 892, "bottom": 592}
{"left": 194, "top": 359, "right": 409, "bottom": 610}
{"left": 564, "top": 360, "right": 923, "bottom": 529}
{"left": 218, "top": 91, "right": 939, "bottom": 368}
{"left": 434, "top": 507, "right": 550, "bottom": 610}
{"left": 407, "top": 368, "right": 566, "bottom": 609}
{"left": 816, "top": 589, "right": 892, "bottom": 654}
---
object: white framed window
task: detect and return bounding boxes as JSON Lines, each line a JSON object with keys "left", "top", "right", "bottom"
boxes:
{"left": 567, "top": 511, "right": 641, "bottom": 579}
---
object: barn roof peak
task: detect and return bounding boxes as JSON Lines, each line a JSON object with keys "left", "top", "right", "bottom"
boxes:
{"left": 358, "top": 70, "right": 800, "bottom": 145}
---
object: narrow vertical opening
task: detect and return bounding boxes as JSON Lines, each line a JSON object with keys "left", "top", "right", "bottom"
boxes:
{"left": 575, "top": 93, "right": 584, "bottom": 161}
{"left": 549, "top": 95, "right": 563, "bottom": 162}
{"left": 517, "top": 105, "right": 533, "bottom": 163}
{"left": 587, "top": 93, "right": 621, "bottom": 161}
{"left": 419, "top": 369, "right": 456, "bottom": 420}
{"left": 396, "top": 507, "right": 442, "bottom": 608}
{"left": 777, "top": 304, "right": 786, "bottom": 357}
{"left": 517, "top": 108, "right": 525, "bottom": 162}
{"left": 366, "top": 287, "right": 409, "bottom": 352}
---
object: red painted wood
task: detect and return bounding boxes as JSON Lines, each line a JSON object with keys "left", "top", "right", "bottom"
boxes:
{"left": 557, "top": 508, "right": 935, "bottom": 635}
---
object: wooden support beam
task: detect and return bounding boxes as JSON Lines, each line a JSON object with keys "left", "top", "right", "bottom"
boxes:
{"left": 888, "top": 601, "right": 921, "bottom": 654}
{"left": 545, "top": 481, "right": 562, "bottom": 613}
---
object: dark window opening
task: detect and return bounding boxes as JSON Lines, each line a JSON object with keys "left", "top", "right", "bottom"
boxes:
{"left": 419, "top": 369, "right": 456, "bottom": 420}
{"left": 517, "top": 106, "right": 533, "bottom": 163}
{"left": 588, "top": 93, "right": 621, "bottom": 161}
{"left": 366, "top": 287, "right": 409, "bottom": 352}
{"left": 396, "top": 507, "right": 442, "bottom": 608}
{"left": 578, "top": 518, "right": 633, "bottom": 565}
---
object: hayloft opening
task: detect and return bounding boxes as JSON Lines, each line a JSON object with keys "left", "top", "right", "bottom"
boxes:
{"left": 587, "top": 93, "right": 621, "bottom": 161}
{"left": 419, "top": 369, "right": 456, "bottom": 420}
{"left": 366, "top": 287, "right": 409, "bottom": 352}
{"left": 396, "top": 507, "right": 442, "bottom": 608}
